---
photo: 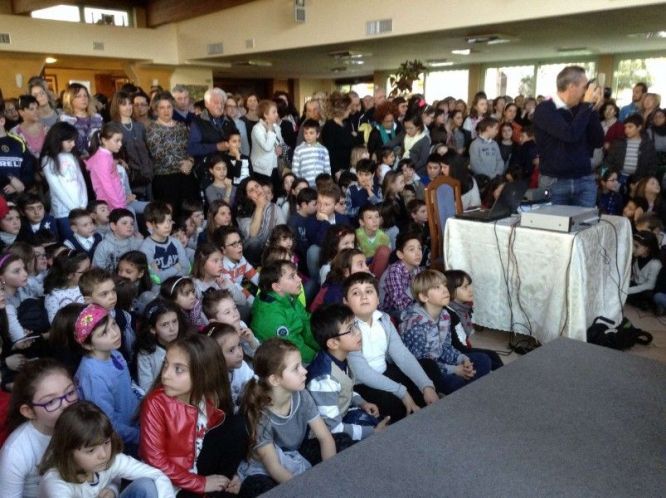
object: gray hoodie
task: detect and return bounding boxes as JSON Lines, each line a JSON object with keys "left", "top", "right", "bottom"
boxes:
{"left": 92, "top": 232, "right": 143, "bottom": 272}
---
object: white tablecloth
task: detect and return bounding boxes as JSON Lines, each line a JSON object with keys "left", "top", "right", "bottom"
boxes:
{"left": 443, "top": 215, "right": 632, "bottom": 343}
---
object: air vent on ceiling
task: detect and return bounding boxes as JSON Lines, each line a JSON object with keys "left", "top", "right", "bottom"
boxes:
{"left": 556, "top": 47, "right": 592, "bottom": 56}
{"left": 0, "top": 33, "right": 10, "bottom": 44}
{"left": 92, "top": 41, "right": 104, "bottom": 51}
{"left": 245, "top": 38, "right": 255, "bottom": 49}
{"left": 465, "top": 33, "right": 514, "bottom": 45}
{"left": 366, "top": 19, "right": 392, "bottom": 36}
{"left": 207, "top": 42, "right": 224, "bottom": 55}
{"left": 231, "top": 60, "right": 272, "bottom": 67}
{"left": 328, "top": 50, "right": 367, "bottom": 59}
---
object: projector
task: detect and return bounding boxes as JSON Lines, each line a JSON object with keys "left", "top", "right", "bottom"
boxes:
{"left": 520, "top": 205, "right": 600, "bottom": 232}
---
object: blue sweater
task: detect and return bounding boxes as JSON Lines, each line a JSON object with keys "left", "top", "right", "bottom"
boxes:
{"left": 76, "top": 351, "right": 141, "bottom": 445}
{"left": 533, "top": 100, "right": 604, "bottom": 179}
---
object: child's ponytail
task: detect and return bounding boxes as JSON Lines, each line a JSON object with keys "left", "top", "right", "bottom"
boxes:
{"left": 89, "top": 122, "right": 124, "bottom": 157}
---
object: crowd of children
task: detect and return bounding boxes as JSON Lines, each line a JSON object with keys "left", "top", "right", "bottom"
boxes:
{"left": 0, "top": 74, "right": 664, "bottom": 497}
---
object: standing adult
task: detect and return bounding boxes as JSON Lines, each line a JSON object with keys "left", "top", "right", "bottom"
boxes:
{"left": 110, "top": 91, "right": 153, "bottom": 198}
{"left": 146, "top": 92, "right": 197, "bottom": 215}
{"left": 132, "top": 91, "right": 152, "bottom": 128}
{"left": 241, "top": 93, "right": 260, "bottom": 149}
{"left": 533, "top": 65, "right": 604, "bottom": 207}
{"left": 11, "top": 95, "right": 48, "bottom": 159}
{"left": 188, "top": 87, "right": 237, "bottom": 188}
{"left": 58, "top": 83, "right": 103, "bottom": 158}
{"left": 171, "top": 84, "right": 195, "bottom": 126}
{"left": 28, "top": 77, "right": 60, "bottom": 128}
{"left": 619, "top": 82, "right": 647, "bottom": 122}
{"left": 321, "top": 92, "right": 354, "bottom": 175}
{"left": 366, "top": 101, "right": 400, "bottom": 160}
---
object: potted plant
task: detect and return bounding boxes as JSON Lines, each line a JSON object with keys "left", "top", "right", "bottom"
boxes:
{"left": 389, "top": 59, "right": 427, "bottom": 97}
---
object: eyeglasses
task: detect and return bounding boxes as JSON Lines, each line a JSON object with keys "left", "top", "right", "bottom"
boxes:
{"left": 225, "top": 239, "right": 243, "bottom": 248}
{"left": 334, "top": 323, "right": 361, "bottom": 338}
{"left": 31, "top": 387, "right": 78, "bottom": 412}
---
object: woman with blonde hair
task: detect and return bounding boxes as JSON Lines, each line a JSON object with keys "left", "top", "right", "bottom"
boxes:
{"left": 28, "top": 77, "right": 60, "bottom": 128}
{"left": 58, "top": 83, "right": 103, "bottom": 158}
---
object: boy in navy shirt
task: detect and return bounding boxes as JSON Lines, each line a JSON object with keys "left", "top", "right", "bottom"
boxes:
{"left": 16, "top": 193, "right": 59, "bottom": 243}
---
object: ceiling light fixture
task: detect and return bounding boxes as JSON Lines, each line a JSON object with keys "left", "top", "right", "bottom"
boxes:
{"left": 451, "top": 49, "right": 471, "bottom": 55}
{"left": 45, "top": 57, "right": 57, "bottom": 64}
{"left": 427, "top": 60, "right": 454, "bottom": 67}
{"left": 627, "top": 31, "right": 666, "bottom": 39}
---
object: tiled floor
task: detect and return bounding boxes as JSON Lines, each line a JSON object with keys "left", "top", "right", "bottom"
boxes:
{"left": 470, "top": 304, "right": 666, "bottom": 365}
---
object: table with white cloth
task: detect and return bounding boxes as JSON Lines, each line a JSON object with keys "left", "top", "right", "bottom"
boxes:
{"left": 443, "top": 215, "right": 632, "bottom": 344}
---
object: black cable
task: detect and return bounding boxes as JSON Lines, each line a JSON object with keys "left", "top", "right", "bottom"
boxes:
{"left": 507, "top": 223, "right": 535, "bottom": 338}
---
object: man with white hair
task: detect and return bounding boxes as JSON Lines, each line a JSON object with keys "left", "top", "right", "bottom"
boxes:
{"left": 187, "top": 87, "right": 238, "bottom": 182}
{"left": 171, "top": 84, "right": 194, "bottom": 125}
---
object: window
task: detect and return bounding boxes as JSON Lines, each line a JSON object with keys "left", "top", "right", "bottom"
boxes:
{"left": 425, "top": 70, "right": 469, "bottom": 102}
{"left": 484, "top": 65, "right": 535, "bottom": 98}
{"left": 84, "top": 7, "right": 129, "bottom": 27}
{"left": 614, "top": 57, "right": 666, "bottom": 107}
{"left": 535, "top": 62, "right": 596, "bottom": 98}
{"left": 31, "top": 5, "right": 80, "bottom": 22}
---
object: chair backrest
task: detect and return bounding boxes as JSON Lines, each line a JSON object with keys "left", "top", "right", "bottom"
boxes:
{"left": 425, "top": 175, "right": 463, "bottom": 270}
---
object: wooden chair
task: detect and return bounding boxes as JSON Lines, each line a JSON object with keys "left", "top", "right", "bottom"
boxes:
{"left": 425, "top": 175, "right": 463, "bottom": 271}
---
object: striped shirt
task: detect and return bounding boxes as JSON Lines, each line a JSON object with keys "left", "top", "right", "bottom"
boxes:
{"left": 623, "top": 138, "right": 640, "bottom": 175}
{"left": 292, "top": 141, "right": 331, "bottom": 187}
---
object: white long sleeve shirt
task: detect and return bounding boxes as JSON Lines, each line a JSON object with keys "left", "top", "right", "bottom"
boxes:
{"left": 42, "top": 153, "right": 88, "bottom": 219}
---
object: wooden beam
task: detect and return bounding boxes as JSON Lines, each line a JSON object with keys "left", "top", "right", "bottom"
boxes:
{"left": 12, "top": 0, "right": 146, "bottom": 15}
{"left": 146, "top": 0, "right": 254, "bottom": 27}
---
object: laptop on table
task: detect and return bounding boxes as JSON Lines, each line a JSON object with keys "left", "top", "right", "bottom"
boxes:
{"left": 455, "top": 181, "right": 529, "bottom": 222}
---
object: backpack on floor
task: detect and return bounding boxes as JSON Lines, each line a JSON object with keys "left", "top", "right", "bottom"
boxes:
{"left": 586, "top": 316, "right": 653, "bottom": 350}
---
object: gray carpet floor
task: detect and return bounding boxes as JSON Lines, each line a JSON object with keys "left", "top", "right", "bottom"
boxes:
{"left": 264, "top": 338, "right": 666, "bottom": 497}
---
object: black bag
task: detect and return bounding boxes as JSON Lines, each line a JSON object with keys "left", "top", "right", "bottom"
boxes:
{"left": 587, "top": 316, "right": 653, "bottom": 350}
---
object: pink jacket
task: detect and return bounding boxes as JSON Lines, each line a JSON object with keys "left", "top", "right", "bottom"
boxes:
{"left": 85, "top": 148, "right": 126, "bottom": 209}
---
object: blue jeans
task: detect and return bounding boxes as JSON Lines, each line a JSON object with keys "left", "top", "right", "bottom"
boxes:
{"left": 539, "top": 174, "right": 597, "bottom": 207}
{"left": 439, "top": 352, "right": 492, "bottom": 395}
{"left": 119, "top": 478, "right": 158, "bottom": 498}
{"left": 654, "top": 292, "right": 666, "bottom": 308}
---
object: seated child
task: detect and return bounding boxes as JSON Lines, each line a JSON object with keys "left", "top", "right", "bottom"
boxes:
{"left": 134, "top": 298, "right": 187, "bottom": 392}
{"left": 421, "top": 153, "right": 443, "bottom": 187}
{"left": 510, "top": 125, "right": 539, "bottom": 185}
{"left": 407, "top": 198, "right": 431, "bottom": 266}
{"left": 376, "top": 147, "right": 395, "bottom": 182}
{"left": 355, "top": 204, "right": 391, "bottom": 279}
{"left": 344, "top": 272, "right": 438, "bottom": 423}
{"left": 38, "top": 401, "right": 174, "bottom": 498}
{"left": 307, "top": 303, "right": 388, "bottom": 441}
{"left": 44, "top": 250, "right": 89, "bottom": 323}
{"left": 89, "top": 199, "right": 111, "bottom": 237}
{"left": 311, "top": 248, "right": 369, "bottom": 312}
{"left": 202, "top": 288, "right": 260, "bottom": 357}
{"left": 597, "top": 169, "right": 623, "bottom": 216}
{"left": 205, "top": 152, "right": 234, "bottom": 206}
{"left": 92, "top": 208, "right": 142, "bottom": 272}
{"left": 74, "top": 304, "right": 141, "bottom": 449}
{"left": 346, "top": 159, "right": 382, "bottom": 218}
{"left": 172, "top": 216, "right": 196, "bottom": 265}
{"left": 251, "top": 260, "right": 319, "bottom": 365}
{"left": 116, "top": 250, "right": 158, "bottom": 315}
{"left": 469, "top": 117, "right": 504, "bottom": 180}
{"left": 160, "top": 275, "right": 206, "bottom": 330}
{"left": 444, "top": 269, "right": 503, "bottom": 371}
{"left": 0, "top": 205, "right": 21, "bottom": 247}
{"left": 308, "top": 184, "right": 353, "bottom": 246}
{"left": 400, "top": 269, "right": 491, "bottom": 395}
{"left": 16, "top": 193, "right": 58, "bottom": 243}
{"left": 399, "top": 158, "right": 425, "bottom": 202}
{"left": 379, "top": 230, "right": 424, "bottom": 318}
{"left": 287, "top": 187, "right": 318, "bottom": 266}
{"left": 627, "top": 231, "right": 663, "bottom": 310}
{"left": 215, "top": 225, "right": 259, "bottom": 313}
{"left": 79, "top": 268, "right": 137, "bottom": 365}
{"left": 140, "top": 201, "right": 190, "bottom": 286}
{"left": 206, "top": 322, "right": 255, "bottom": 411}
{"left": 63, "top": 209, "right": 102, "bottom": 260}
{"left": 237, "top": 339, "right": 343, "bottom": 497}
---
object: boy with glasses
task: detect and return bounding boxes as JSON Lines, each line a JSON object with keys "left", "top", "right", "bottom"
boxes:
{"left": 215, "top": 225, "right": 258, "bottom": 307}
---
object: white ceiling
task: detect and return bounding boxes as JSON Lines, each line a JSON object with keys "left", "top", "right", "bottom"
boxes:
{"left": 196, "top": 6, "right": 666, "bottom": 79}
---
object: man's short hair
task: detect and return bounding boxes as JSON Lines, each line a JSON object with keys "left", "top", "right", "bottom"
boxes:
{"left": 411, "top": 269, "right": 447, "bottom": 303}
{"left": 634, "top": 82, "right": 648, "bottom": 94}
{"left": 317, "top": 184, "right": 342, "bottom": 202}
{"left": 258, "top": 260, "right": 296, "bottom": 294}
{"left": 556, "top": 66, "right": 587, "bottom": 93}
{"left": 171, "top": 84, "right": 188, "bottom": 94}
{"left": 311, "top": 304, "right": 355, "bottom": 350}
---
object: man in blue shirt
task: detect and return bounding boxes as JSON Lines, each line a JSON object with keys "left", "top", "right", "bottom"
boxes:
{"left": 619, "top": 82, "right": 648, "bottom": 122}
{"left": 533, "top": 66, "right": 604, "bottom": 207}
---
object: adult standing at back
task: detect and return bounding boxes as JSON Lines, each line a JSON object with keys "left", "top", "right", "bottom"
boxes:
{"left": 533, "top": 65, "right": 604, "bottom": 207}
{"left": 188, "top": 87, "right": 237, "bottom": 189}
{"left": 321, "top": 92, "right": 354, "bottom": 176}
{"left": 58, "top": 83, "right": 103, "bottom": 159}
{"left": 171, "top": 84, "right": 195, "bottom": 126}
{"left": 619, "top": 83, "right": 647, "bottom": 122}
